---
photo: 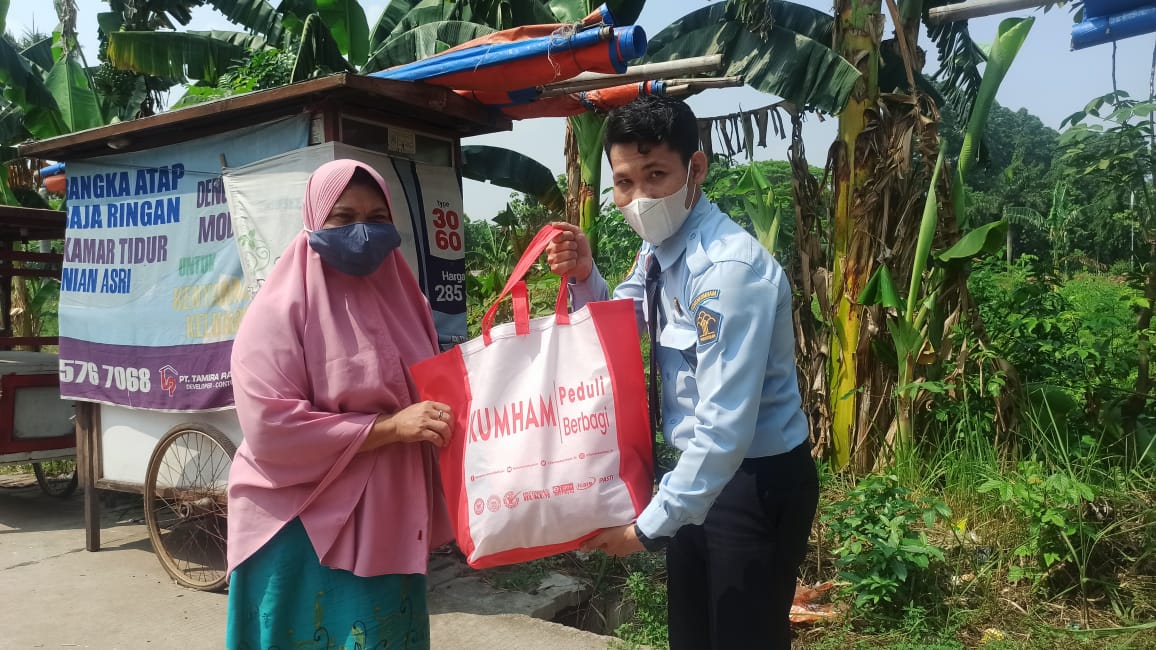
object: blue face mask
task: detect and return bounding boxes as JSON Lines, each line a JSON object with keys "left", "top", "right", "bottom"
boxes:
{"left": 308, "top": 222, "right": 402, "bottom": 277}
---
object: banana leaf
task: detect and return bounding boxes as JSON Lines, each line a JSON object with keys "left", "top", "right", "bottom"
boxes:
{"left": 97, "top": 11, "right": 124, "bottom": 35}
{"left": 461, "top": 145, "right": 566, "bottom": 214}
{"left": 859, "top": 264, "right": 903, "bottom": 311}
{"left": 645, "top": 4, "right": 858, "bottom": 114}
{"left": 107, "top": 31, "right": 252, "bottom": 83}
{"left": 103, "top": 74, "right": 152, "bottom": 122}
{"left": 0, "top": 104, "right": 29, "bottom": 145}
{"left": 604, "top": 0, "right": 646, "bottom": 26}
{"left": 171, "top": 84, "right": 229, "bottom": 109}
{"left": 1002, "top": 205, "right": 1044, "bottom": 228}
{"left": 0, "top": 166, "right": 19, "bottom": 207}
{"left": 957, "top": 17, "right": 1033, "bottom": 182}
{"left": 363, "top": 21, "right": 496, "bottom": 73}
{"left": 0, "top": 38, "right": 66, "bottom": 139}
{"left": 508, "top": 0, "right": 568, "bottom": 26}
{"left": 188, "top": 30, "right": 270, "bottom": 51}
{"left": 935, "top": 219, "right": 1007, "bottom": 264}
{"left": 953, "top": 16, "right": 1033, "bottom": 227}
{"left": 735, "top": 162, "right": 781, "bottom": 251}
{"left": 207, "top": 0, "right": 285, "bottom": 43}
{"left": 925, "top": 0, "right": 989, "bottom": 123}
{"left": 387, "top": 2, "right": 463, "bottom": 38}
{"left": 648, "top": 3, "right": 834, "bottom": 59}
{"left": 907, "top": 145, "right": 946, "bottom": 319}
{"left": 546, "top": 0, "right": 589, "bottom": 23}
{"left": 370, "top": 0, "right": 427, "bottom": 50}
{"left": 44, "top": 55, "right": 106, "bottom": 132}
{"left": 20, "top": 37, "right": 54, "bottom": 75}
{"left": 275, "top": 0, "right": 312, "bottom": 35}
{"left": 291, "top": 13, "right": 356, "bottom": 82}
{"left": 316, "top": 0, "right": 370, "bottom": 66}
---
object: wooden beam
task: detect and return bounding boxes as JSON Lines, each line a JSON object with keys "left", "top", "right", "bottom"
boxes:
{"left": 927, "top": 0, "right": 1049, "bottom": 24}
{"left": 0, "top": 266, "right": 61, "bottom": 278}
{"left": 0, "top": 250, "right": 62, "bottom": 264}
{"left": 539, "top": 55, "right": 726, "bottom": 97}
{"left": 18, "top": 74, "right": 510, "bottom": 161}
{"left": 0, "top": 336, "right": 59, "bottom": 347}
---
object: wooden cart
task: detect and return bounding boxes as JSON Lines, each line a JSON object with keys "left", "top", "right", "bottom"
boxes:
{"left": 0, "top": 206, "right": 77, "bottom": 498}
{"left": 19, "top": 75, "right": 507, "bottom": 591}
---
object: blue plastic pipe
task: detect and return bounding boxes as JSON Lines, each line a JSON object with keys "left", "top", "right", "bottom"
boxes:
{"left": 372, "top": 25, "right": 646, "bottom": 83}
{"left": 1082, "top": 0, "right": 1153, "bottom": 19}
{"left": 39, "top": 162, "right": 65, "bottom": 177}
{"left": 1072, "top": 4, "right": 1156, "bottom": 49}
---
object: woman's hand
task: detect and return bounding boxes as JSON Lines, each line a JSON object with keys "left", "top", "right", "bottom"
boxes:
{"left": 545, "top": 222, "right": 593, "bottom": 282}
{"left": 362, "top": 400, "right": 453, "bottom": 452}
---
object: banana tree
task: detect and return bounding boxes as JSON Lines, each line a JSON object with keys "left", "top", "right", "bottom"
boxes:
{"left": 859, "top": 146, "right": 1006, "bottom": 462}
{"left": 1003, "top": 181, "right": 1078, "bottom": 273}
{"left": 460, "top": 144, "right": 567, "bottom": 215}
{"left": 714, "top": 0, "right": 1029, "bottom": 470}
{"left": 103, "top": 0, "right": 609, "bottom": 94}
{"left": 0, "top": 2, "right": 109, "bottom": 201}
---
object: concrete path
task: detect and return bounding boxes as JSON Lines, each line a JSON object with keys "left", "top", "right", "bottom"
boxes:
{"left": 0, "top": 477, "right": 623, "bottom": 649}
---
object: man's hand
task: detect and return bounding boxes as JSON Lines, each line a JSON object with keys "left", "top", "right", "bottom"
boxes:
{"left": 545, "top": 221, "right": 593, "bottom": 282}
{"left": 580, "top": 523, "right": 645, "bottom": 556}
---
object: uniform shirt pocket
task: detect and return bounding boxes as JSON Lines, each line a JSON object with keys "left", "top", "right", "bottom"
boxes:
{"left": 658, "top": 321, "right": 699, "bottom": 371}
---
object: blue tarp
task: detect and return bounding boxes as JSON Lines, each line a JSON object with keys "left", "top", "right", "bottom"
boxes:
{"left": 1072, "top": 3, "right": 1156, "bottom": 49}
{"left": 371, "top": 24, "right": 646, "bottom": 88}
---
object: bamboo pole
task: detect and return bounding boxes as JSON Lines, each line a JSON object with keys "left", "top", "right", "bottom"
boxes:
{"left": 664, "top": 76, "right": 745, "bottom": 89}
{"left": 539, "top": 55, "right": 725, "bottom": 96}
{"left": 665, "top": 77, "right": 746, "bottom": 97}
{"left": 927, "top": 0, "right": 1049, "bottom": 25}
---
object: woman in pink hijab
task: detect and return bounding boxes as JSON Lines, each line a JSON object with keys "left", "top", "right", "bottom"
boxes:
{"left": 225, "top": 159, "right": 453, "bottom": 649}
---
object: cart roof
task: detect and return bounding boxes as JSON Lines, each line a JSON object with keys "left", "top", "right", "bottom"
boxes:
{"left": 17, "top": 74, "right": 511, "bottom": 161}
{"left": 0, "top": 206, "right": 66, "bottom": 241}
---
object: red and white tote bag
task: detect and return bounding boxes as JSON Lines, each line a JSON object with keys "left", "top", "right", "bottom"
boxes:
{"left": 410, "top": 225, "right": 653, "bottom": 568}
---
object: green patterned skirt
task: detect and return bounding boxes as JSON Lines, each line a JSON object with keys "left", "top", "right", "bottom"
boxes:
{"left": 225, "top": 518, "right": 429, "bottom": 650}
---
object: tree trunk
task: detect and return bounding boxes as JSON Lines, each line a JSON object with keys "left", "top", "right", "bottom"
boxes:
{"left": 564, "top": 120, "right": 582, "bottom": 227}
{"left": 829, "top": 0, "right": 884, "bottom": 470}
{"left": 10, "top": 276, "right": 34, "bottom": 350}
{"left": 565, "top": 113, "right": 609, "bottom": 255}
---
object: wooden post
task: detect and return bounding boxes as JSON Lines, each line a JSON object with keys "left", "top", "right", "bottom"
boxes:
{"left": 927, "top": 0, "right": 1049, "bottom": 24}
{"left": 538, "top": 55, "right": 725, "bottom": 96}
{"left": 76, "top": 401, "right": 101, "bottom": 552}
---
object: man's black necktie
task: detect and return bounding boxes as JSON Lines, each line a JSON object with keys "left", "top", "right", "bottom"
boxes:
{"left": 645, "top": 255, "right": 663, "bottom": 480}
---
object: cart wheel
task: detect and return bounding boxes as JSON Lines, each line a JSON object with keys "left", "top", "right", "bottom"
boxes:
{"left": 143, "top": 423, "right": 236, "bottom": 592}
{"left": 32, "top": 461, "right": 78, "bottom": 498}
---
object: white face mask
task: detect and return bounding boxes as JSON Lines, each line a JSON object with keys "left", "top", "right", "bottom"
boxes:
{"left": 620, "top": 164, "right": 696, "bottom": 245}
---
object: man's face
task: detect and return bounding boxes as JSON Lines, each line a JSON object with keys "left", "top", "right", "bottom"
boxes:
{"left": 609, "top": 142, "right": 707, "bottom": 208}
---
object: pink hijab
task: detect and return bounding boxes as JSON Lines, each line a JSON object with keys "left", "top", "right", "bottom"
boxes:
{"left": 227, "top": 159, "right": 451, "bottom": 577}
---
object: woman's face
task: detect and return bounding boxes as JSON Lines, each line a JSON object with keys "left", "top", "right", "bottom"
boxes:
{"left": 323, "top": 182, "right": 392, "bottom": 229}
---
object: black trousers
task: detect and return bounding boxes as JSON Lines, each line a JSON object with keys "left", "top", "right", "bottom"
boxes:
{"left": 666, "top": 442, "right": 819, "bottom": 650}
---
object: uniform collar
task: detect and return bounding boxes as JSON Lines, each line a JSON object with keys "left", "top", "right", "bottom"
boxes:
{"left": 650, "top": 192, "right": 712, "bottom": 271}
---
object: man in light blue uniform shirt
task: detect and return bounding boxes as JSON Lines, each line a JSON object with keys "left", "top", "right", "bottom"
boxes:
{"left": 546, "top": 96, "right": 819, "bottom": 649}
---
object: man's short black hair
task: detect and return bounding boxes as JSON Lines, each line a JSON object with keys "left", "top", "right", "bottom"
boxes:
{"left": 604, "top": 95, "right": 700, "bottom": 165}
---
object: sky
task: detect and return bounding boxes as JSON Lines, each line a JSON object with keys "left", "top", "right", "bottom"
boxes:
{"left": 6, "top": 1, "right": 1152, "bottom": 221}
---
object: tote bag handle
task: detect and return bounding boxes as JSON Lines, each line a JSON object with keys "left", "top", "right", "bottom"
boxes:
{"left": 481, "top": 224, "right": 572, "bottom": 345}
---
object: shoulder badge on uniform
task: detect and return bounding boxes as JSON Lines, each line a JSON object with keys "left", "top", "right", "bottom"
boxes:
{"left": 695, "top": 306, "right": 722, "bottom": 345}
{"left": 690, "top": 289, "right": 720, "bottom": 312}
{"left": 626, "top": 252, "right": 639, "bottom": 278}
